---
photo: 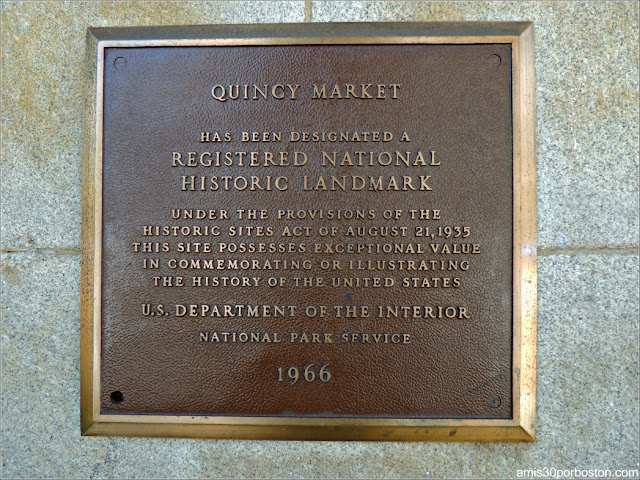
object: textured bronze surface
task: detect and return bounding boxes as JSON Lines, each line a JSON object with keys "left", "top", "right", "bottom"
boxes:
{"left": 82, "top": 22, "right": 537, "bottom": 441}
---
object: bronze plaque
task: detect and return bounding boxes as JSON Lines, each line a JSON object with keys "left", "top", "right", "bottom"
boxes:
{"left": 81, "top": 23, "right": 537, "bottom": 441}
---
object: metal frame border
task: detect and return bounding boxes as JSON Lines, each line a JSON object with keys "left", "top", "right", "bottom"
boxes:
{"left": 81, "top": 22, "right": 536, "bottom": 441}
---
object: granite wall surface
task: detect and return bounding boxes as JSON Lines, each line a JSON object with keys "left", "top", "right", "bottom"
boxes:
{"left": 1, "top": 1, "right": 638, "bottom": 478}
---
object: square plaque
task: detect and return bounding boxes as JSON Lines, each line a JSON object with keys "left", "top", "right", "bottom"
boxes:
{"left": 81, "top": 23, "right": 537, "bottom": 441}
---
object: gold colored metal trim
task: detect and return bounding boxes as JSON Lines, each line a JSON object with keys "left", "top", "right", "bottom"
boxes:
{"left": 94, "top": 35, "right": 519, "bottom": 47}
{"left": 81, "top": 22, "right": 537, "bottom": 441}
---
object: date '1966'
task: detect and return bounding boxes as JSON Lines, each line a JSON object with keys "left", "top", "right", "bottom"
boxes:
{"left": 277, "top": 364, "right": 332, "bottom": 384}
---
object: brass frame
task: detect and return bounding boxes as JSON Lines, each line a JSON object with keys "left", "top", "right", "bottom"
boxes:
{"left": 81, "top": 22, "right": 537, "bottom": 441}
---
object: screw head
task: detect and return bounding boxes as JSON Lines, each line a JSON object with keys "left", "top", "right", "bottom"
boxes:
{"left": 110, "top": 390, "right": 124, "bottom": 404}
{"left": 488, "top": 54, "right": 502, "bottom": 67}
{"left": 114, "top": 57, "right": 128, "bottom": 70}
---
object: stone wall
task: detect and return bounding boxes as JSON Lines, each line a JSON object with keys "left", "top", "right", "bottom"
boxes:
{"left": 1, "top": 1, "right": 638, "bottom": 478}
